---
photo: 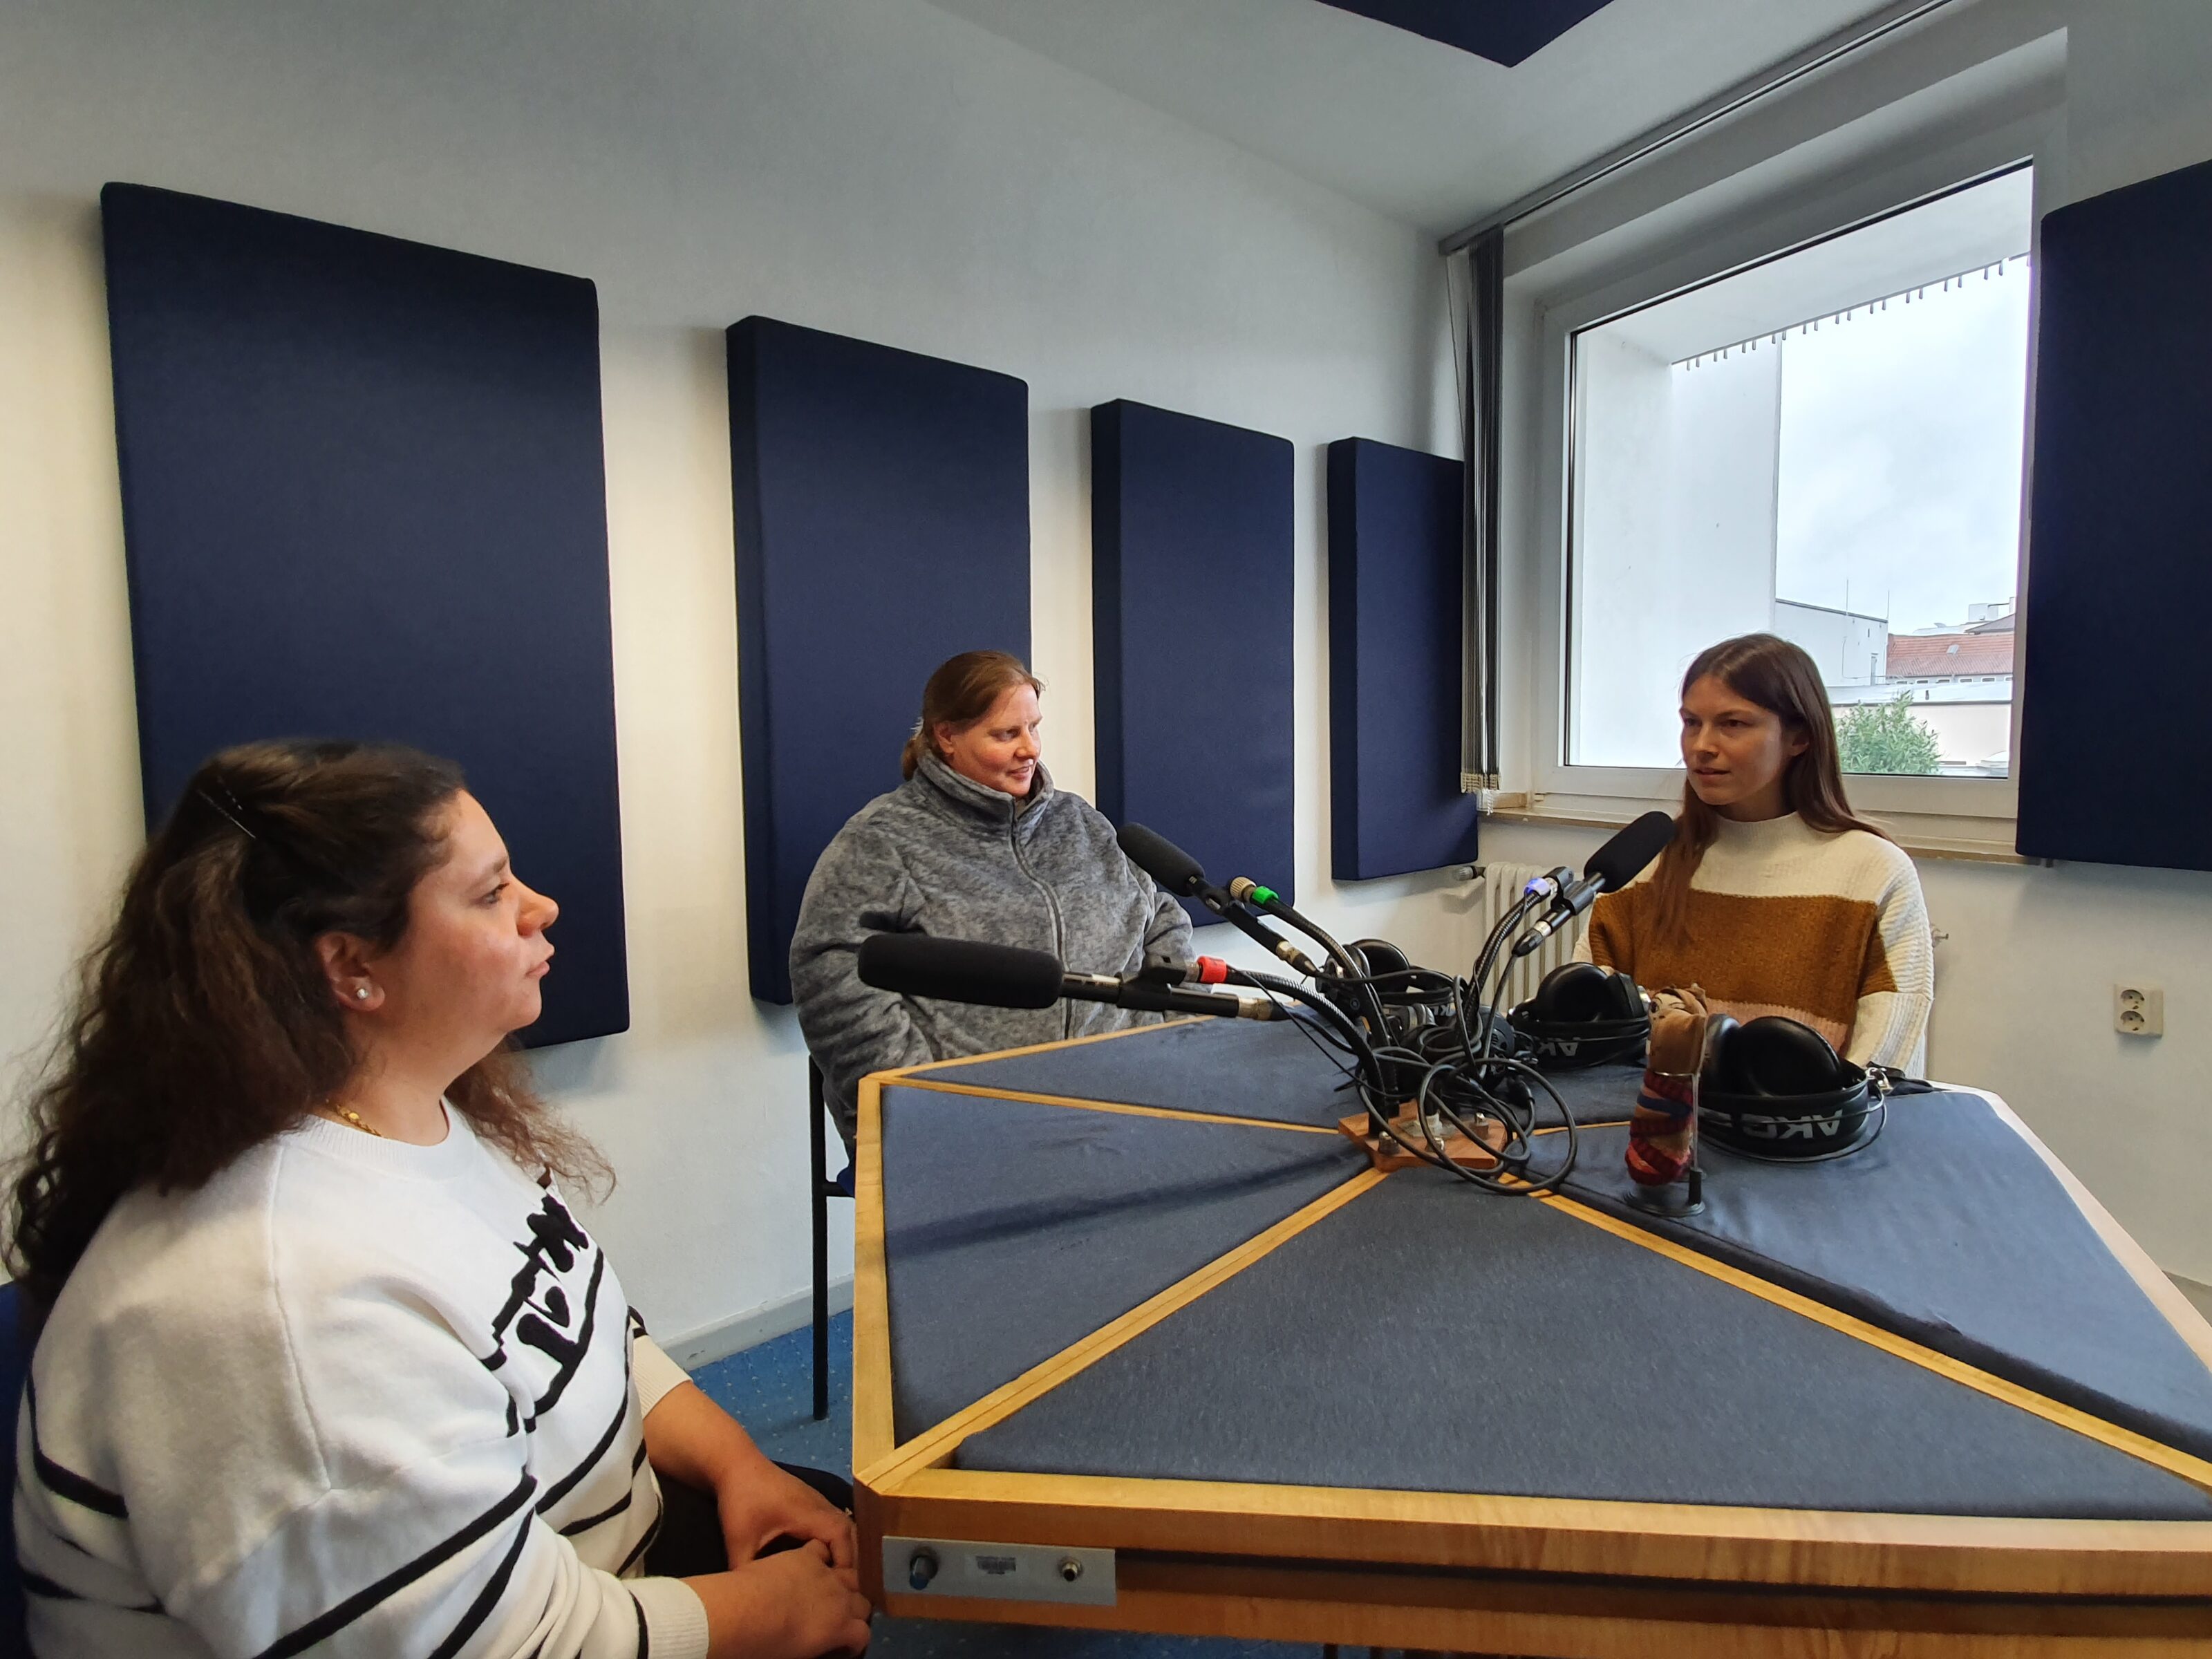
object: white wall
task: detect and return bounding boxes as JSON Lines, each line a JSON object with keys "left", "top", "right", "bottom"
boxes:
{"left": 1569, "top": 330, "right": 1676, "bottom": 766}
{"left": 1573, "top": 339, "right": 1781, "bottom": 769}
{"left": 1774, "top": 603, "right": 1887, "bottom": 687}
{"left": 1491, "top": 0, "right": 2212, "bottom": 1285}
{"left": 0, "top": 0, "right": 1443, "bottom": 1355}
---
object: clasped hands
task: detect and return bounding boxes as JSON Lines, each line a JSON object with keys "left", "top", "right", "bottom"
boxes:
{"left": 646, "top": 1380, "right": 871, "bottom": 1658}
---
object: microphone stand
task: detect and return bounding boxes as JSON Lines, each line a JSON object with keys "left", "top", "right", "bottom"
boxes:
{"left": 1228, "top": 966, "right": 1506, "bottom": 1174}
{"left": 1191, "top": 885, "right": 1322, "bottom": 978}
{"left": 1228, "top": 879, "right": 1391, "bottom": 1040}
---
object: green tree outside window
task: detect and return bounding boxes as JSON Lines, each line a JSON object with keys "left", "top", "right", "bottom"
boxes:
{"left": 1835, "top": 692, "right": 1942, "bottom": 775}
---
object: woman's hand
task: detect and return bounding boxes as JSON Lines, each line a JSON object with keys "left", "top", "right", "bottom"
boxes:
{"left": 687, "top": 1541, "right": 871, "bottom": 1658}
{"left": 645, "top": 1379, "right": 856, "bottom": 1566}
{"left": 718, "top": 1463, "right": 856, "bottom": 1568}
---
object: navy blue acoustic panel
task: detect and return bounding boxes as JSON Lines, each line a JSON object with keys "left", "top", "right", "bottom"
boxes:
{"left": 1315, "top": 1, "right": 1615, "bottom": 67}
{"left": 101, "top": 184, "right": 626, "bottom": 1047}
{"left": 1091, "top": 402, "right": 1294, "bottom": 924}
{"left": 730, "top": 318, "right": 1029, "bottom": 1003}
{"left": 2019, "top": 159, "right": 2212, "bottom": 869}
{"left": 1327, "top": 438, "right": 1479, "bottom": 881}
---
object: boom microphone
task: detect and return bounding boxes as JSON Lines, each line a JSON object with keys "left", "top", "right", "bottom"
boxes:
{"left": 856, "top": 933, "right": 1061, "bottom": 1009}
{"left": 1115, "top": 822, "right": 1206, "bottom": 898}
{"left": 1586, "top": 810, "right": 1678, "bottom": 892}
{"left": 1511, "top": 810, "right": 1676, "bottom": 957}
{"left": 856, "top": 933, "right": 1283, "bottom": 1021}
{"left": 1116, "top": 823, "right": 1320, "bottom": 977}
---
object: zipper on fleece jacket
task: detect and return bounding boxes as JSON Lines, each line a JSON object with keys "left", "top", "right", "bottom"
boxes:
{"left": 1006, "top": 805, "right": 1071, "bottom": 1038}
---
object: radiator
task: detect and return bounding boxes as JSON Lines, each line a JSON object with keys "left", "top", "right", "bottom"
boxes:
{"left": 1467, "top": 861, "right": 1589, "bottom": 1009}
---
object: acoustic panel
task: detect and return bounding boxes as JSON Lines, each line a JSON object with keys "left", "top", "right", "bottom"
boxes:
{"left": 2018, "top": 158, "right": 2212, "bottom": 868}
{"left": 1327, "top": 438, "right": 1480, "bottom": 881}
{"left": 100, "top": 183, "right": 627, "bottom": 1047}
{"left": 2017, "top": 159, "right": 2212, "bottom": 871}
{"left": 1091, "top": 401, "right": 1295, "bottom": 924}
{"left": 1315, "top": 0, "right": 1615, "bottom": 68}
{"left": 729, "top": 317, "right": 1029, "bottom": 1004}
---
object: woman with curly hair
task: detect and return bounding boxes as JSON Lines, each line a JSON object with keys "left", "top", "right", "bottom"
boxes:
{"left": 12, "top": 740, "right": 868, "bottom": 1658}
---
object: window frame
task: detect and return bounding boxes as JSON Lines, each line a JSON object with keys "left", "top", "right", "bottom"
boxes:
{"left": 1523, "top": 117, "right": 2061, "bottom": 848}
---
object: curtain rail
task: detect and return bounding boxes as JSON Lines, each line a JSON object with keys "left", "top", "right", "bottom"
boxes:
{"left": 1438, "top": 0, "right": 1967, "bottom": 255}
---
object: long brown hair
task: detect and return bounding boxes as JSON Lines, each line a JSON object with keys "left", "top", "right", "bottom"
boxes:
{"left": 1647, "top": 634, "right": 1891, "bottom": 943}
{"left": 10, "top": 740, "right": 604, "bottom": 1315}
{"left": 899, "top": 650, "right": 1044, "bottom": 779}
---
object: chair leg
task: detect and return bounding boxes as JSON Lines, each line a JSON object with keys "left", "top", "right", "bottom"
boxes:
{"left": 810, "top": 1062, "right": 830, "bottom": 1422}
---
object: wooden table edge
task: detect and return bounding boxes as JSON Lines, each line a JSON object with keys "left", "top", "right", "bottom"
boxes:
{"left": 862, "top": 1464, "right": 2212, "bottom": 1600}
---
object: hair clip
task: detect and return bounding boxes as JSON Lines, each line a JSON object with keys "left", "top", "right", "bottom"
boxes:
{"left": 196, "top": 779, "right": 260, "bottom": 843}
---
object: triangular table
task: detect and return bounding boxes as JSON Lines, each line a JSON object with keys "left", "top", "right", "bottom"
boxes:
{"left": 854, "top": 1019, "right": 2212, "bottom": 1654}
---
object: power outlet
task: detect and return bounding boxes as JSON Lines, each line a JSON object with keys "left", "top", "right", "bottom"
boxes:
{"left": 2115, "top": 984, "right": 2164, "bottom": 1038}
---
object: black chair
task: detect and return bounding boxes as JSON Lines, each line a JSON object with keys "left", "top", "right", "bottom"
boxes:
{"left": 809, "top": 1060, "right": 855, "bottom": 1421}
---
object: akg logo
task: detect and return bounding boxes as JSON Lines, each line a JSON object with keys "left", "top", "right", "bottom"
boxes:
{"left": 1742, "top": 1113, "right": 1846, "bottom": 1141}
{"left": 1537, "top": 1036, "right": 1582, "bottom": 1058}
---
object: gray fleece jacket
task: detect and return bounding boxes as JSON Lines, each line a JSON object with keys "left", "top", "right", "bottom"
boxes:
{"left": 791, "top": 753, "right": 1194, "bottom": 1137}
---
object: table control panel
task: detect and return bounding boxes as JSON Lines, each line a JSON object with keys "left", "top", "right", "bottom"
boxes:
{"left": 883, "top": 1536, "right": 1116, "bottom": 1606}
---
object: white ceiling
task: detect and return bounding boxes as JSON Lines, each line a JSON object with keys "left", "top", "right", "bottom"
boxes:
{"left": 925, "top": 0, "right": 1903, "bottom": 236}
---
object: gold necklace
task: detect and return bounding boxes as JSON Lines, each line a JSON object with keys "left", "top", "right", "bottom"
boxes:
{"left": 322, "top": 1105, "right": 385, "bottom": 1139}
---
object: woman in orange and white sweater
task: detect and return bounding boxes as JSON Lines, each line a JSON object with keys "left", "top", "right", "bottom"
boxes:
{"left": 1577, "top": 633, "right": 1934, "bottom": 1070}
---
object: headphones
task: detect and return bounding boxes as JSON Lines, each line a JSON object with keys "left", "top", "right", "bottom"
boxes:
{"left": 1698, "top": 1015, "right": 1884, "bottom": 1161}
{"left": 1508, "top": 962, "right": 1650, "bottom": 1070}
{"left": 1351, "top": 938, "right": 1459, "bottom": 1031}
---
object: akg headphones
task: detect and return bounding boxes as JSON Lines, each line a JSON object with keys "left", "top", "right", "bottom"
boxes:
{"left": 1698, "top": 1015, "right": 1884, "bottom": 1161}
{"left": 1508, "top": 962, "right": 1650, "bottom": 1070}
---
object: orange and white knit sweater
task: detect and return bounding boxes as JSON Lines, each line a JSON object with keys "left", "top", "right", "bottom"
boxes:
{"left": 1577, "top": 813, "right": 1933, "bottom": 1069}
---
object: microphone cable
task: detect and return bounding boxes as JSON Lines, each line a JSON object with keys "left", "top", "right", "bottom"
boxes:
{"left": 1226, "top": 966, "right": 1517, "bottom": 1181}
{"left": 1228, "top": 960, "right": 1586, "bottom": 1193}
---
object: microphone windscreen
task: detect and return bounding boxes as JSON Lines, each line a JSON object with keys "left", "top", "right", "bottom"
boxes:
{"left": 1116, "top": 822, "right": 1207, "bottom": 897}
{"left": 1585, "top": 810, "right": 1676, "bottom": 893}
{"left": 856, "top": 934, "right": 1062, "bottom": 1011}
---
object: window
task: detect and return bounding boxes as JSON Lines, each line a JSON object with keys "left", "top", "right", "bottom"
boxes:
{"left": 1565, "top": 167, "right": 2032, "bottom": 784}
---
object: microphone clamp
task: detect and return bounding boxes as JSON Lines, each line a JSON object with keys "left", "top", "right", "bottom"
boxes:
{"left": 1511, "top": 877, "right": 1604, "bottom": 957}
{"left": 1062, "top": 970, "right": 1281, "bottom": 1022}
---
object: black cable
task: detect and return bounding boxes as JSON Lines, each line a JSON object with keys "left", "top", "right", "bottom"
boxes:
{"left": 1242, "top": 895, "right": 1393, "bottom": 1039}
{"left": 1231, "top": 967, "right": 1520, "bottom": 1183}
{"left": 1221, "top": 906, "right": 1599, "bottom": 1193}
{"left": 1226, "top": 968, "right": 1374, "bottom": 1076}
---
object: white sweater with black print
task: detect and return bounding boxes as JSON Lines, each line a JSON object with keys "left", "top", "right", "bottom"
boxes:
{"left": 15, "top": 1107, "right": 711, "bottom": 1659}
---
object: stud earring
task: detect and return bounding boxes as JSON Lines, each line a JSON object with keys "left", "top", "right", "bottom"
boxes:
{"left": 355, "top": 986, "right": 371, "bottom": 1001}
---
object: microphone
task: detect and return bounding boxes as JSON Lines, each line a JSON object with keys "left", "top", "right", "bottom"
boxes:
{"left": 1226, "top": 876, "right": 1363, "bottom": 980}
{"left": 856, "top": 933, "right": 1059, "bottom": 1009}
{"left": 1510, "top": 810, "right": 1676, "bottom": 958}
{"left": 1116, "top": 823, "right": 1320, "bottom": 977}
{"left": 1114, "top": 821, "right": 1206, "bottom": 897}
{"left": 856, "top": 933, "right": 1284, "bottom": 1022}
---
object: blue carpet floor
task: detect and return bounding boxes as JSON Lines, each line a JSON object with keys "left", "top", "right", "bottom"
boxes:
{"left": 692, "top": 1312, "right": 1321, "bottom": 1657}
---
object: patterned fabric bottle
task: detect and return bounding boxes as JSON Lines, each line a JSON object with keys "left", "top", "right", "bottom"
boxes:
{"left": 1628, "top": 986, "right": 1711, "bottom": 1211}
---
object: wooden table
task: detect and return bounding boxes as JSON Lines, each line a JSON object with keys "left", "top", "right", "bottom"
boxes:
{"left": 851, "top": 1021, "right": 2212, "bottom": 1656}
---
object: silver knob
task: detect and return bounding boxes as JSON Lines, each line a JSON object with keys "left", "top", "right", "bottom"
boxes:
{"left": 907, "top": 1548, "right": 939, "bottom": 1591}
{"left": 1058, "top": 1557, "right": 1082, "bottom": 1583}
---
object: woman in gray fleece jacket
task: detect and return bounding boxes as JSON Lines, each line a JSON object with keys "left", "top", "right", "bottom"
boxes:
{"left": 791, "top": 650, "right": 1193, "bottom": 1140}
